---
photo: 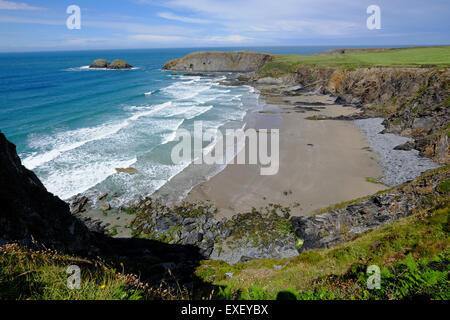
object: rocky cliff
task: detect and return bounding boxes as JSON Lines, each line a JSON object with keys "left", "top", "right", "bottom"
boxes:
{"left": 0, "top": 132, "right": 93, "bottom": 253}
{"left": 288, "top": 66, "right": 449, "bottom": 164}
{"left": 163, "top": 51, "right": 273, "bottom": 72}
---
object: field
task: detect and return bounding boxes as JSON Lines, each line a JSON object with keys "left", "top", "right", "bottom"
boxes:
{"left": 258, "top": 46, "right": 450, "bottom": 77}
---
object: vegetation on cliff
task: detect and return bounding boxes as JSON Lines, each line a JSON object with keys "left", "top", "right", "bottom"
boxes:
{"left": 0, "top": 244, "right": 144, "bottom": 300}
{"left": 195, "top": 167, "right": 450, "bottom": 300}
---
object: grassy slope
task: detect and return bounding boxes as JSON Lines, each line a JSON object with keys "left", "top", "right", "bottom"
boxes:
{"left": 0, "top": 244, "right": 147, "bottom": 300}
{"left": 258, "top": 46, "right": 450, "bottom": 77}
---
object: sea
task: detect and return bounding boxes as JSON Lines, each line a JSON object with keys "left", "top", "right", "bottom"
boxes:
{"left": 0, "top": 45, "right": 380, "bottom": 206}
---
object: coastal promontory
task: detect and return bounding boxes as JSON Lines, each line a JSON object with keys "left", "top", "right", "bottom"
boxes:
{"left": 163, "top": 51, "right": 273, "bottom": 72}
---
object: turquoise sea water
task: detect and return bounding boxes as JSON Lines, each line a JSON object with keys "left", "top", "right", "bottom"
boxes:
{"left": 0, "top": 46, "right": 359, "bottom": 204}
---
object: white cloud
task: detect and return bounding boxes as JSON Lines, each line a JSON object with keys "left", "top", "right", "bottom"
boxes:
{"left": 164, "top": 0, "right": 361, "bottom": 37}
{"left": 0, "top": 0, "right": 43, "bottom": 10}
{"left": 157, "top": 11, "right": 211, "bottom": 24}
{"left": 85, "top": 20, "right": 197, "bottom": 36}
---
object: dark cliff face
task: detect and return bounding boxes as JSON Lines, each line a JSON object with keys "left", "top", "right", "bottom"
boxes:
{"left": 0, "top": 132, "right": 93, "bottom": 253}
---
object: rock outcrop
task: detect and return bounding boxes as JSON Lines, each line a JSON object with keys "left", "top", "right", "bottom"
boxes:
{"left": 108, "top": 59, "right": 133, "bottom": 69}
{"left": 163, "top": 51, "right": 273, "bottom": 72}
{"left": 0, "top": 132, "right": 93, "bottom": 253}
{"left": 89, "top": 59, "right": 132, "bottom": 69}
{"left": 130, "top": 199, "right": 299, "bottom": 264}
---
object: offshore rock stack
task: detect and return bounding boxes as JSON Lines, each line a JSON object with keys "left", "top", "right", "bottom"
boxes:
{"left": 89, "top": 59, "right": 133, "bottom": 69}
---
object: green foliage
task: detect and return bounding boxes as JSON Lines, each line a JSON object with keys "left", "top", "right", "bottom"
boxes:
{"left": 365, "top": 177, "right": 384, "bottom": 184}
{"left": 444, "top": 96, "right": 450, "bottom": 108}
{"left": 437, "top": 179, "right": 450, "bottom": 194}
{"left": 0, "top": 244, "right": 144, "bottom": 300}
{"left": 349, "top": 252, "right": 450, "bottom": 300}
{"left": 240, "top": 286, "right": 271, "bottom": 300}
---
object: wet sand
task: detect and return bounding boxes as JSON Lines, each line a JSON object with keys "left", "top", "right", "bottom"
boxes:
{"left": 185, "top": 93, "right": 386, "bottom": 218}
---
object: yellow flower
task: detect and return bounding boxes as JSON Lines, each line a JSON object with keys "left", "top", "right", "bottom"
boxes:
{"left": 100, "top": 284, "right": 106, "bottom": 289}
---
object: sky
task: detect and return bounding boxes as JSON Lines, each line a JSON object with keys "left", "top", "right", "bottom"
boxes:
{"left": 0, "top": 0, "right": 449, "bottom": 52}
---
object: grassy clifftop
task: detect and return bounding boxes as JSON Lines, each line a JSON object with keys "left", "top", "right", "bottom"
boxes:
{"left": 258, "top": 46, "right": 450, "bottom": 77}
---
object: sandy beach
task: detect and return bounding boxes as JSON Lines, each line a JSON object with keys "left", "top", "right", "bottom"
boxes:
{"left": 185, "top": 90, "right": 386, "bottom": 218}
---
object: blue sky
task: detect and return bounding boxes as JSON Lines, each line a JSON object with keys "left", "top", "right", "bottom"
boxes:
{"left": 0, "top": 0, "right": 449, "bottom": 52}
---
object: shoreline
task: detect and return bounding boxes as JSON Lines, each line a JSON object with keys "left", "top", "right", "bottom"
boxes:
{"left": 182, "top": 75, "right": 440, "bottom": 219}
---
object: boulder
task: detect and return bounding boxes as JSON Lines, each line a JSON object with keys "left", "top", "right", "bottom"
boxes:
{"left": 100, "top": 203, "right": 111, "bottom": 211}
{"left": 115, "top": 167, "right": 139, "bottom": 174}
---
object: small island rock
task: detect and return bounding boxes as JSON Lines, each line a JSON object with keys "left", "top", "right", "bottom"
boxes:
{"left": 108, "top": 59, "right": 133, "bottom": 69}
{"left": 89, "top": 59, "right": 110, "bottom": 68}
{"left": 89, "top": 59, "right": 133, "bottom": 69}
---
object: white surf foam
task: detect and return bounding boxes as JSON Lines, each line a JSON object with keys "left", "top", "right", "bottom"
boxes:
{"left": 44, "top": 157, "right": 137, "bottom": 200}
{"left": 23, "top": 102, "right": 173, "bottom": 170}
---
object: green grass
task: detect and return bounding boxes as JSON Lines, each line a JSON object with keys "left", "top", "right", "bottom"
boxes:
{"left": 0, "top": 244, "right": 144, "bottom": 300}
{"left": 365, "top": 177, "right": 384, "bottom": 185}
{"left": 257, "top": 46, "right": 450, "bottom": 77}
